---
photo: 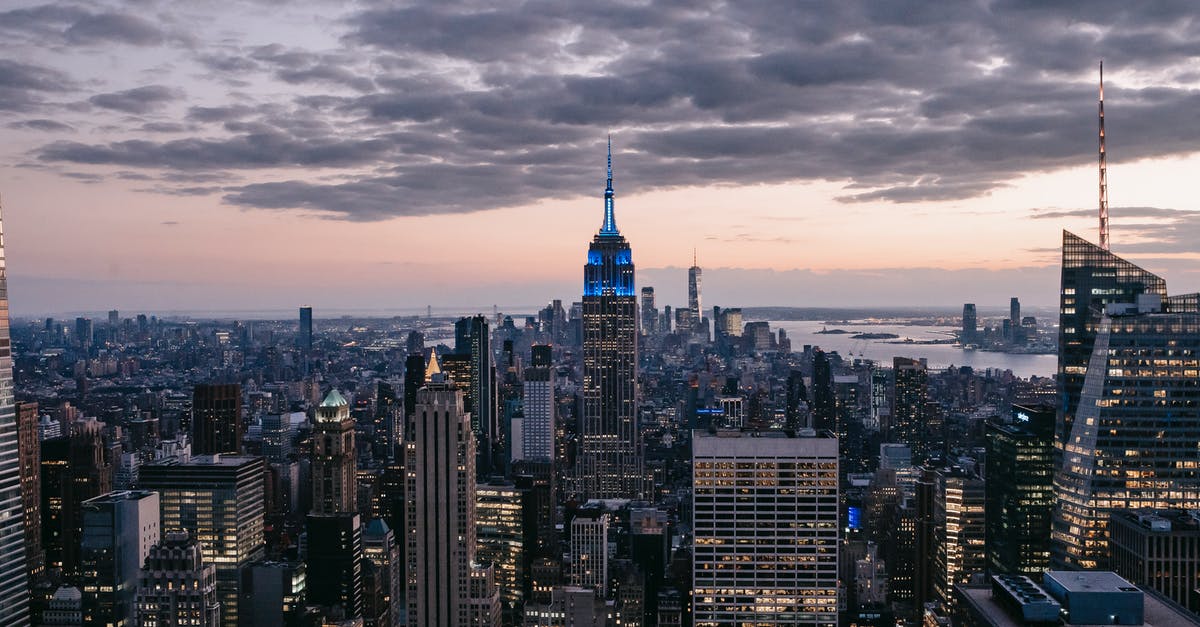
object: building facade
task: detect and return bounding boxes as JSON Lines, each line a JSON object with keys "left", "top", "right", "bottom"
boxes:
{"left": 578, "top": 140, "right": 643, "bottom": 500}
{"left": 312, "top": 389, "right": 357, "bottom": 515}
{"left": 404, "top": 384, "right": 500, "bottom": 627}
{"left": 692, "top": 430, "right": 839, "bottom": 626}
{"left": 190, "top": 383, "right": 243, "bottom": 456}
{"left": 79, "top": 490, "right": 160, "bottom": 627}
{"left": 139, "top": 454, "right": 265, "bottom": 626}
{"left": 135, "top": 531, "right": 220, "bottom": 627}
{"left": 985, "top": 404, "right": 1055, "bottom": 576}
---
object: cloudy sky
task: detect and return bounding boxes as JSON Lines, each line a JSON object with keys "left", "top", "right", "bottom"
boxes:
{"left": 3, "top": 0, "right": 1200, "bottom": 316}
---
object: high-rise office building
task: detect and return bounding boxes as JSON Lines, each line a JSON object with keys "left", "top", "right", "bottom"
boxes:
{"left": 811, "top": 349, "right": 835, "bottom": 432}
{"left": 0, "top": 200, "right": 29, "bottom": 624}
{"left": 190, "top": 383, "right": 242, "bottom": 455}
{"left": 312, "top": 389, "right": 356, "bottom": 515}
{"left": 306, "top": 512, "right": 364, "bottom": 620}
{"left": 578, "top": 139, "right": 643, "bottom": 500}
{"left": 1053, "top": 295, "right": 1200, "bottom": 569}
{"left": 404, "top": 352, "right": 426, "bottom": 418}
{"left": 932, "top": 467, "right": 986, "bottom": 605}
{"left": 135, "top": 531, "right": 220, "bottom": 627}
{"left": 961, "top": 303, "right": 977, "bottom": 344}
{"left": 455, "top": 315, "right": 498, "bottom": 477}
{"left": 692, "top": 430, "right": 839, "bottom": 626}
{"left": 515, "top": 346, "right": 555, "bottom": 463}
{"left": 985, "top": 404, "right": 1054, "bottom": 576}
{"left": 75, "top": 317, "right": 93, "bottom": 352}
{"left": 139, "top": 454, "right": 265, "bottom": 626}
{"left": 50, "top": 418, "right": 113, "bottom": 578}
{"left": 640, "top": 287, "right": 656, "bottom": 335}
{"left": 1057, "top": 231, "right": 1166, "bottom": 458}
{"left": 79, "top": 490, "right": 160, "bottom": 627}
{"left": 362, "top": 519, "right": 401, "bottom": 627}
{"left": 240, "top": 561, "right": 307, "bottom": 627}
{"left": 567, "top": 504, "right": 609, "bottom": 597}
{"left": 477, "top": 479, "right": 528, "bottom": 624}
{"left": 299, "top": 305, "right": 313, "bottom": 355}
{"left": 1009, "top": 297, "right": 1020, "bottom": 330}
{"left": 688, "top": 250, "right": 703, "bottom": 335}
{"left": 890, "top": 357, "right": 934, "bottom": 463}
{"left": 1109, "top": 509, "right": 1200, "bottom": 614}
{"left": 404, "top": 384, "right": 500, "bottom": 627}
{"left": 17, "top": 401, "right": 43, "bottom": 586}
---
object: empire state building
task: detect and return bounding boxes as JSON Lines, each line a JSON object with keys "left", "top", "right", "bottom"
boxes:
{"left": 577, "top": 139, "right": 643, "bottom": 500}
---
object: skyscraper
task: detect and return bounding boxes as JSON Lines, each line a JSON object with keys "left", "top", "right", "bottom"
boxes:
{"left": 578, "top": 138, "right": 643, "bottom": 500}
{"left": 404, "top": 383, "right": 500, "bottom": 627}
{"left": 299, "top": 305, "right": 313, "bottom": 355}
{"left": 688, "top": 249, "right": 703, "bottom": 336}
{"left": 1057, "top": 231, "right": 1165, "bottom": 455}
{"left": 135, "top": 531, "right": 220, "bottom": 627}
{"left": 932, "top": 467, "right": 986, "bottom": 605}
{"left": 640, "top": 287, "right": 656, "bottom": 335}
{"left": 0, "top": 199, "right": 29, "bottom": 623}
{"left": 477, "top": 479, "right": 528, "bottom": 624}
{"left": 454, "top": 315, "right": 498, "bottom": 477}
{"left": 312, "top": 389, "right": 356, "bottom": 515}
{"left": 306, "top": 512, "right": 364, "bottom": 619}
{"left": 514, "top": 346, "right": 555, "bottom": 463}
{"left": 985, "top": 404, "right": 1054, "bottom": 576}
{"left": 890, "top": 357, "right": 934, "bottom": 463}
{"left": 1053, "top": 295, "right": 1200, "bottom": 569}
{"left": 139, "top": 454, "right": 266, "bottom": 626}
{"left": 961, "top": 303, "right": 977, "bottom": 345}
{"left": 79, "top": 490, "right": 160, "bottom": 627}
{"left": 190, "top": 383, "right": 243, "bottom": 455}
{"left": 17, "top": 401, "right": 43, "bottom": 587}
{"left": 692, "top": 430, "right": 839, "bottom": 626}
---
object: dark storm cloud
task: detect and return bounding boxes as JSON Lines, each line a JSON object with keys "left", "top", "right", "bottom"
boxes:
{"left": 23, "top": 0, "right": 1200, "bottom": 220}
{"left": 88, "top": 85, "right": 180, "bottom": 114}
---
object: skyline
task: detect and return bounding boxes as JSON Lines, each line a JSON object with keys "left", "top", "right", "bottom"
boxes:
{"left": 4, "top": 1, "right": 1200, "bottom": 314}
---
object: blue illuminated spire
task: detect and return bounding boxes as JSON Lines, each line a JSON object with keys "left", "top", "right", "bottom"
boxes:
{"left": 600, "top": 135, "right": 618, "bottom": 235}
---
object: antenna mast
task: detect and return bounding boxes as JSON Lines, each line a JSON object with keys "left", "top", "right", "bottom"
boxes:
{"left": 1098, "top": 61, "right": 1109, "bottom": 250}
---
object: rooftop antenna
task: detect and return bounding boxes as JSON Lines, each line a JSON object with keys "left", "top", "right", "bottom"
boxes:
{"left": 1098, "top": 61, "right": 1109, "bottom": 250}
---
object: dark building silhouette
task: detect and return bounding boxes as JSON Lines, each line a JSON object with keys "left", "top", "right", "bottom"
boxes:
{"left": 455, "top": 315, "right": 498, "bottom": 477}
{"left": 306, "top": 513, "right": 364, "bottom": 620}
{"left": 961, "top": 304, "right": 977, "bottom": 344}
{"left": 191, "top": 383, "right": 242, "bottom": 455}
{"left": 811, "top": 349, "right": 835, "bottom": 432}
{"left": 985, "top": 404, "right": 1054, "bottom": 576}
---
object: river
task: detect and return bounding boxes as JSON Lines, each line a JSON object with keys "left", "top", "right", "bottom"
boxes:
{"left": 769, "top": 320, "right": 1057, "bottom": 378}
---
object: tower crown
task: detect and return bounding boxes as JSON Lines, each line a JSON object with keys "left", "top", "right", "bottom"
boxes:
{"left": 600, "top": 135, "right": 619, "bottom": 235}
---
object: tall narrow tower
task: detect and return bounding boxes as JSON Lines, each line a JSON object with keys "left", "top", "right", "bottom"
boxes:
{"left": 578, "top": 137, "right": 643, "bottom": 500}
{"left": 688, "top": 249, "right": 703, "bottom": 337}
{"left": 0, "top": 197, "right": 29, "bottom": 623}
{"left": 1098, "top": 61, "right": 1109, "bottom": 251}
{"left": 312, "top": 389, "right": 357, "bottom": 515}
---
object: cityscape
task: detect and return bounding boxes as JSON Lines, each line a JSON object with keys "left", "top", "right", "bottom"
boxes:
{"left": 3, "top": 3, "right": 1200, "bottom": 627}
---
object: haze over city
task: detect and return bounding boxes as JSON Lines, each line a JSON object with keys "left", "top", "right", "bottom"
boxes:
{"left": 3, "top": 1, "right": 1200, "bottom": 314}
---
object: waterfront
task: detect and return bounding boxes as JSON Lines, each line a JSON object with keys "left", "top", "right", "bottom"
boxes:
{"left": 771, "top": 319, "right": 1057, "bottom": 378}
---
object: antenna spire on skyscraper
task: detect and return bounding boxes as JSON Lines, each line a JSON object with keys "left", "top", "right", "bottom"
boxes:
{"left": 601, "top": 134, "right": 618, "bottom": 234}
{"left": 1099, "top": 61, "right": 1109, "bottom": 251}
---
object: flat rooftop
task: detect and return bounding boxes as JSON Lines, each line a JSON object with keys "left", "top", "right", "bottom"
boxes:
{"left": 958, "top": 584, "right": 1200, "bottom": 627}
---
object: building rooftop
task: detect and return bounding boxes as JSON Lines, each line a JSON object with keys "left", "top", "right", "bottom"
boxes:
{"left": 958, "top": 583, "right": 1200, "bottom": 627}
{"left": 1044, "top": 571, "right": 1140, "bottom": 594}
{"left": 320, "top": 388, "right": 348, "bottom": 407}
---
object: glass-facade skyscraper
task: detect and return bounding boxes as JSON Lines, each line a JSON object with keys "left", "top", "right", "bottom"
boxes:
{"left": 577, "top": 139, "right": 643, "bottom": 500}
{"left": 1057, "top": 230, "right": 1165, "bottom": 453}
{"left": 0, "top": 202, "right": 29, "bottom": 623}
{"left": 1052, "top": 300, "right": 1200, "bottom": 569}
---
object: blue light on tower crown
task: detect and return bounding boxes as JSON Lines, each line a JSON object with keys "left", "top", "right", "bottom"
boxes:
{"left": 584, "top": 136, "right": 635, "bottom": 296}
